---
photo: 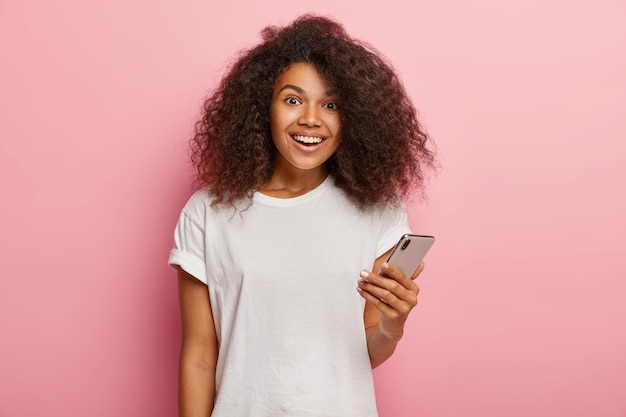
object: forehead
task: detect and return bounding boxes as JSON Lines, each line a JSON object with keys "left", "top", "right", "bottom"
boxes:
{"left": 273, "top": 63, "right": 334, "bottom": 93}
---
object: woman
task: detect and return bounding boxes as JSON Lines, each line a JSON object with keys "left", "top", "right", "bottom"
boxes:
{"left": 169, "top": 14, "right": 436, "bottom": 416}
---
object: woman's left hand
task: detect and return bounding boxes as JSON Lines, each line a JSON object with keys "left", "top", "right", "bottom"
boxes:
{"left": 358, "top": 261, "right": 424, "bottom": 341}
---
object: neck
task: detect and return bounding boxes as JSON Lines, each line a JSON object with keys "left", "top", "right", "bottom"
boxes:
{"left": 259, "top": 163, "right": 328, "bottom": 198}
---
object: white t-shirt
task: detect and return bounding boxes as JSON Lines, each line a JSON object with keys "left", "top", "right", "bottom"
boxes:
{"left": 169, "top": 176, "right": 411, "bottom": 416}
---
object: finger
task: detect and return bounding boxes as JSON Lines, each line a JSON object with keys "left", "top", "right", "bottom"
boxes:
{"left": 359, "top": 277, "right": 401, "bottom": 305}
{"left": 381, "top": 261, "right": 425, "bottom": 285}
{"left": 357, "top": 285, "right": 396, "bottom": 316}
{"left": 365, "top": 267, "right": 418, "bottom": 296}
{"left": 380, "top": 261, "right": 411, "bottom": 282}
{"left": 358, "top": 274, "right": 418, "bottom": 311}
{"left": 410, "top": 262, "right": 425, "bottom": 280}
{"left": 357, "top": 283, "right": 417, "bottom": 321}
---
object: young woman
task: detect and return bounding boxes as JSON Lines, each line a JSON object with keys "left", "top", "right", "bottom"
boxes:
{"left": 169, "top": 14, "right": 436, "bottom": 417}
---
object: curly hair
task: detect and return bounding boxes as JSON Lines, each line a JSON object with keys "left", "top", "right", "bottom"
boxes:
{"left": 191, "top": 14, "right": 436, "bottom": 210}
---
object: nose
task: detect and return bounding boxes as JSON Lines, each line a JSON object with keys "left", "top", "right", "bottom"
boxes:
{"left": 298, "top": 105, "right": 322, "bottom": 127}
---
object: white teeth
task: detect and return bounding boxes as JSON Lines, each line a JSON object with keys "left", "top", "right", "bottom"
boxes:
{"left": 293, "top": 135, "right": 323, "bottom": 144}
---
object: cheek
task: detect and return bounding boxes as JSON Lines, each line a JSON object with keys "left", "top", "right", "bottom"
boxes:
{"left": 268, "top": 115, "right": 286, "bottom": 145}
{"left": 329, "top": 116, "right": 342, "bottom": 134}
{"left": 268, "top": 106, "right": 289, "bottom": 129}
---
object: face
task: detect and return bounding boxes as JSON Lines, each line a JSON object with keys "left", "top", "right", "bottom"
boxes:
{"left": 268, "top": 63, "right": 341, "bottom": 176}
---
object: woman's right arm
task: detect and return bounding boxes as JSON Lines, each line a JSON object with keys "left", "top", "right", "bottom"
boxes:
{"left": 177, "top": 267, "right": 219, "bottom": 417}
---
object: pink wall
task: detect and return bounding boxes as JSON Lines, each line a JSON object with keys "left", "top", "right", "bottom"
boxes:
{"left": 1, "top": 1, "right": 624, "bottom": 416}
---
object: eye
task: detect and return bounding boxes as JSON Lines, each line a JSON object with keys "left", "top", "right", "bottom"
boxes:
{"left": 323, "top": 102, "right": 339, "bottom": 111}
{"left": 285, "top": 97, "right": 301, "bottom": 105}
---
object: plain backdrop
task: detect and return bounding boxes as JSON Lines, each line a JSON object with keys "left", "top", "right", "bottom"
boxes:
{"left": 1, "top": 1, "right": 625, "bottom": 416}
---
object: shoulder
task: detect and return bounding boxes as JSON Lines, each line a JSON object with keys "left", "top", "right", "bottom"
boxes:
{"left": 179, "top": 188, "right": 248, "bottom": 226}
{"left": 177, "top": 189, "right": 217, "bottom": 224}
{"left": 183, "top": 189, "right": 214, "bottom": 209}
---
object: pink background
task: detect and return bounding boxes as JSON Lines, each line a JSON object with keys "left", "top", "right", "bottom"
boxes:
{"left": 1, "top": 0, "right": 624, "bottom": 416}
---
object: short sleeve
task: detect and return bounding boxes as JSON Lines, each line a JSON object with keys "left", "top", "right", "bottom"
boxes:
{"left": 376, "top": 202, "right": 412, "bottom": 258}
{"left": 168, "top": 196, "right": 208, "bottom": 284}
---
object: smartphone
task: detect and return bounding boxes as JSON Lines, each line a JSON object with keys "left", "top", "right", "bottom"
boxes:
{"left": 380, "top": 234, "right": 435, "bottom": 278}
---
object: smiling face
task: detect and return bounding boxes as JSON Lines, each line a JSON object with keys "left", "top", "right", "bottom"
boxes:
{"left": 268, "top": 63, "right": 341, "bottom": 179}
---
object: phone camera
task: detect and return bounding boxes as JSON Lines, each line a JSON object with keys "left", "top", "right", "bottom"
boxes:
{"left": 401, "top": 239, "right": 410, "bottom": 250}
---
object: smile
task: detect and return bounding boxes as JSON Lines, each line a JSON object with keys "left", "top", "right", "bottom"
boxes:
{"left": 292, "top": 134, "right": 324, "bottom": 145}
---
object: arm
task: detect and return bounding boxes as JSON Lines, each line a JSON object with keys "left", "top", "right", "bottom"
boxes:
{"left": 358, "top": 250, "right": 424, "bottom": 368}
{"left": 177, "top": 267, "right": 219, "bottom": 417}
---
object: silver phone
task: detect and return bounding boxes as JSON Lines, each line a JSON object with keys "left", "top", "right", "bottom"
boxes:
{"left": 381, "top": 234, "right": 435, "bottom": 277}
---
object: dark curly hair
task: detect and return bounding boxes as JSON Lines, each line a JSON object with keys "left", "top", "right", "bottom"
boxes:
{"left": 191, "top": 14, "right": 436, "bottom": 210}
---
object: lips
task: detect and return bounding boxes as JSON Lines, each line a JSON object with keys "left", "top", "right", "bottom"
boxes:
{"left": 291, "top": 134, "right": 324, "bottom": 145}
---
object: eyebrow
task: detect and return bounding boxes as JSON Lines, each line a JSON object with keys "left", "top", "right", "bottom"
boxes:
{"left": 278, "top": 84, "right": 337, "bottom": 96}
